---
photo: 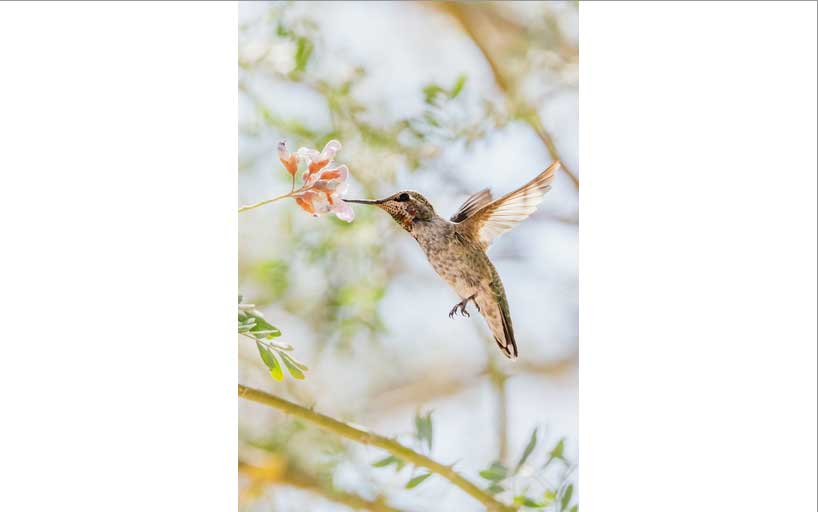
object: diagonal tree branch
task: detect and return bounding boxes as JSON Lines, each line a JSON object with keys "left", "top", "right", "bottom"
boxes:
{"left": 438, "top": 3, "right": 580, "bottom": 189}
{"left": 238, "top": 384, "right": 515, "bottom": 512}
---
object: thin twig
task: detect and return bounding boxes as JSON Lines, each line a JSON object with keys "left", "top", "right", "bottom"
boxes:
{"left": 238, "top": 384, "right": 515, "bottom": 512}
{"left": 238, "top": 191, "right": 296, "bottom": 213}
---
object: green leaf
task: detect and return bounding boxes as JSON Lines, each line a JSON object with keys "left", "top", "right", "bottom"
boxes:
{"left": 241, "top": 309, "right": 281, "bottom": 339}
{"left": 422, "top": 84, "right": 445, "bottom": 105}
{"left": 372, "top": 455, "right": 405, "bottom": 471}
{"left": 514, "top": 428, "right": 538, "bottom": 474}
{"left": 449, "top": 74, "right": 467, "bottom": 98}
{"left": 569, "top": 506, "right": 578, "bottom": 512}
{"left": 278, "top": 351, "right": 305, "bottom": 380}
{"left": 251, "top": 330, "right": 280, "bottom": 338}
{"left": 256, "top": 342, "right": 277, "bottom": 367}
{"left": 294, "top": 36, "right": 313, "bottom": 72}
{"left": 478, "top": 462, "right": 508, "bottom": 482}
{"left": 237, "top": 321, "right": 256, "bottom": 333}
{"left": 278, "top": 350, "right": 309, "bottom": 372}
{"left": 422, "top": 111, "right": 440, "bottom": 127}
{"left": 486, "top": 483, "right": 505, "bottom": 495}
{"left": 256, "top": 343, "right": 283, "bottom": 381}
{"left": 544, "top": 490, "right": 557, "bottom": 503}
{"left": 514, "top": 496, "right": 546, "bottom": 508}
{"left": 560, "top": 484, "right": 574, "bottom": 510}
{"left": 414, "top": 411, "right": 433, "bottom": 451}
{"left": 549, "top": 438, "right": 565, "bottom": 462}
{"left": 339, "top": 80, "right": 353, "bottom": 96}
{"left": 372, "top": 455, "right": 398, "bottom": 468}
{"left": 268, "top": 367, "right": 284, "bottom": 381}
{"left": 405, "top": 473, "right": 432, "bottom": 489}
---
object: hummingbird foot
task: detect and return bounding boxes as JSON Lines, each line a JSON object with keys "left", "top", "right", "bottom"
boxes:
{"left": 448, "top": 295, "right": 478, "bottom": 319}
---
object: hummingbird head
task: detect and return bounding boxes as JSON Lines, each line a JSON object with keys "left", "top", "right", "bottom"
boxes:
{"left": 346, "top": 191, "right": 435, "bottom": 231}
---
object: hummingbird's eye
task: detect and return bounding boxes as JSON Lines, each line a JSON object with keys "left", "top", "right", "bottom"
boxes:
{"left": 397, "top": 193, "right": 410, "bottom": 202}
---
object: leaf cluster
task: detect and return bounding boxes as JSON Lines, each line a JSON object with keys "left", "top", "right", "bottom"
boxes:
{"left": 239, "top": 295, "right": 309, "bottom": 381}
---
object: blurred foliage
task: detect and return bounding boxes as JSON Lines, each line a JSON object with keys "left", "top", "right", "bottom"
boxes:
{"left": 238, "top": 2, "right": 578, "bottom": 511}
{"left": 477, "top": 433, "right": 577, "bottom": 511}
{"left": 239, "top": 2, "right": 487, "bottom": 357}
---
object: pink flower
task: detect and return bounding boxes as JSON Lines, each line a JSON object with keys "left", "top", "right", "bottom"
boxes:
{"left": 277, "top": 139, "right": 354, "bottom": 223}
{"left": 277, "top": 140, "right": 299, "bottom": 177}
{"left": 295, "top": 164, "right": 354, "bottom": 222}
{"left": 297, "top": 140, "right": 342, "bottom": 182}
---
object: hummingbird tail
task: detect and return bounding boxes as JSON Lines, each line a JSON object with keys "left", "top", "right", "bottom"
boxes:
{"left": 495, "top": 311, "right": 518, "bottom": 360}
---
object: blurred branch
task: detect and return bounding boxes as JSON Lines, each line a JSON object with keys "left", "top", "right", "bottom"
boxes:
{"left": 239, "top": 460, "right": 403, "bottom": 512}
{"left": 238, "top": 384, "right": 515, "bottom": 512}
{"left": 371, "top": 352, "right": 577, "bottom": 412}
{"left": 490, "top": 366, "right": 510, "bottom": 464}
{"left": 438, "top": 3, "right": 579, "bottom": 189}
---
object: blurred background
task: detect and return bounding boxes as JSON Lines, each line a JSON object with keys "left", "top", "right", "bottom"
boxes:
{"left": 238, "top": 2, "right": 577, "bottom": 510}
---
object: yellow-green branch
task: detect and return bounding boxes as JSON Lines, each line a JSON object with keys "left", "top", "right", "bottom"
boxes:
{"left": 238, "top": 384, "right": 515, "bottom": 512}
{"left": 239, "top": 461, "right": 403, "bottom": 512}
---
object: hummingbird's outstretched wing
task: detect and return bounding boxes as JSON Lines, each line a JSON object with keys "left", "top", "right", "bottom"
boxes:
{"left": 450, "top": 188, "right": 493, "bottom": 223}
{"left": 459, "top": 161, "right": 560, "bottom": 249}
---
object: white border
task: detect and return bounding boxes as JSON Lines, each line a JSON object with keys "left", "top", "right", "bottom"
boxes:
{"left": 0, "top": 3, "right": 237, "bottom": 510}
{"left": 580, "top": 2, "right": 817, "bottom": 510}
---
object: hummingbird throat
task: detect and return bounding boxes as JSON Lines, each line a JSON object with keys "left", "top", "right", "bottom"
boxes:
{"left": 398, "top": 205, "right": 418, "bottom": 231}
{"left": 394, "top": 211, "right": 413, "bottom": 231}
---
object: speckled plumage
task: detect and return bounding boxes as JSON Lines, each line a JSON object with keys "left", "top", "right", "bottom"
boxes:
{"left": 410, "top": 216, "right": 516, "bottom": 356}
{"left": 346, "top": 162, "right": 559, "bottom": 359}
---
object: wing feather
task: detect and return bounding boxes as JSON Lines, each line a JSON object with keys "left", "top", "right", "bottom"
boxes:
{"left": 460, "top": 162, "right": 560, "bottom": 248}
{"left": 450, "top": 188, "right": 493, "bottom": 223}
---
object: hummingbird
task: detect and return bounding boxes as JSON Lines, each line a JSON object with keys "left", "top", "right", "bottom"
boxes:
{"left": 346, "top": 161, "right": 559, "bottom": 359}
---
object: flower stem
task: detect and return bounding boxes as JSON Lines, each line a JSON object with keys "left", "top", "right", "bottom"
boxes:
{"left": 238, "top": 191, "right": 296, "bottom": 213}
{"left": 238, "top": 384, "right": 515, "bottom": 512}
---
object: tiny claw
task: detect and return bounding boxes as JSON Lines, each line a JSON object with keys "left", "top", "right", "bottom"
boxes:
{"left": 449, "top": 295, "right": 477, "bottom": 319}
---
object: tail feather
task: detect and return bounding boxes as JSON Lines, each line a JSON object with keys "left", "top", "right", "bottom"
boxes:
{"left": 496, "top": 308, "right": 517, "bottom": 359}
{"left": 475, "top": 286, "right": 518, "bottom": 360}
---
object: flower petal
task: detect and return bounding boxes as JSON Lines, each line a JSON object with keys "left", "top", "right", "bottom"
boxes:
{"left": 318, "top": 164, "right": 348, "bottom": 183}
{"left": 294, "top": 190, "right": 319, "bottom": 215}
{"left": 277, "top": 140, "right": 298, "bottom": 176}
{"left": 296, "top": 147, "right": 320, "bottom": 160}
{"left": 332, "top": 200, "right": 355, "bottom": 222}
{"left": 308, "top": 158, "right": 329, "bottom": 175}
{"left": 320, "top": 140, "right": 342, "bottom": 161}
{"left": 277, "top": 140, "right": 289, "bottom": 160}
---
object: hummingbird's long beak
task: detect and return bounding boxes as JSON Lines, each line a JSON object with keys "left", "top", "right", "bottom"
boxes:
{"left": 344, "top": 198, "right": 384, "bottom": 205}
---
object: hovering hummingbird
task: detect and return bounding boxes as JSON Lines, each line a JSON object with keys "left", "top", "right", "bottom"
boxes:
{"left": 346, "top": 161, "right": 559, "bottom": 359}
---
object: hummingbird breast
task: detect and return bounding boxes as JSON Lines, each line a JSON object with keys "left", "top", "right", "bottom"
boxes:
{"left": 411, "top": 217, "right": 490, "bottom": 298}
